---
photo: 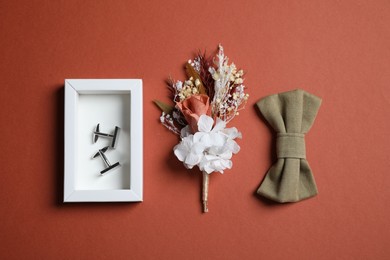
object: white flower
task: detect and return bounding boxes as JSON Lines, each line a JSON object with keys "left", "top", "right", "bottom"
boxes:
{"left": 180, "top": 125, "right": 191, "bottom": 138}
{"left": 175, "top": 80, "right": 183, "bottom": 91}
{"left": 160, "top": 112, "right": 166, "bottom": 123}
{"left": 173, "top": 135, "right": 204, "bottom": 169}
{"left": 173, "top": 115, "right": 241, "bottom": 174}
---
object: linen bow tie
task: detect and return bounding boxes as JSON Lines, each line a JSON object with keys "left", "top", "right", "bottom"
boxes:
{"left": 256, "top": 89, "right": 322, "bottom": 203}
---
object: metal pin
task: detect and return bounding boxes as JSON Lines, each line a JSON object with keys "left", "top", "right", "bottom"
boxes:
{"left": 92, "top": 146, "right": 121, "bottom": 175}
{"left": 93, "top": 123, "right": 120, "bottom": 148}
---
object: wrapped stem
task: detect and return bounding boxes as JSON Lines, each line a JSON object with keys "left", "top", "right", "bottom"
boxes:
{"left": 202, "top": 171, "right": 209, "bottom": 213}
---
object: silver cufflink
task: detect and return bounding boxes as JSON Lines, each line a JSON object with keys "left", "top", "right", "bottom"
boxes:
{"left": 93, "top": 123, "right": 120, "bottom": 148}
{"left": 92, "top": 146, "right": 121, "bottom": 175}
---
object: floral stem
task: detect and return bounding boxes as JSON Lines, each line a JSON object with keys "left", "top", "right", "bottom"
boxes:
{"left": 202, "top": 171, "right": 209, "bottom": 213}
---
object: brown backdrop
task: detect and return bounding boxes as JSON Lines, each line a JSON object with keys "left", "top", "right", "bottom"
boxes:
{"left": 1, "top": 0, "right": 389, "bottom": 259}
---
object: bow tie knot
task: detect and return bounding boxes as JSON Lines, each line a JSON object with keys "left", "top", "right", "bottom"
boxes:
{"left": 276, "top": 133, "right": 306, "bottom": 159}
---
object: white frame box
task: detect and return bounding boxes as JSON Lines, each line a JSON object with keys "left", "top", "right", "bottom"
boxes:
{"left": 64, "top": 79, "right": 143, "bottom": 202}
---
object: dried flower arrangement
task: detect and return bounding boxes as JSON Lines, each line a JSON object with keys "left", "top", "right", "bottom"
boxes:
{"left": 155, "top": 44, "right": 249, "bottom": 213}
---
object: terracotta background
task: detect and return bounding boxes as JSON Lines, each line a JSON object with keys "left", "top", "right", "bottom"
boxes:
{"left": 1, "top": 0, "right": 389, "bottom": 259}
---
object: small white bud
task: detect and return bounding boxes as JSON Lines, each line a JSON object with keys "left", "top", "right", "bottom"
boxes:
{"left": 195, "top": 78, "right": 201, "bottom": 86}
{"left": 234, "top": 78, "right": 243, "bottom": 84}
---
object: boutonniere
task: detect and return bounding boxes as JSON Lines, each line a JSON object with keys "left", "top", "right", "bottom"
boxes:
{"left": 155, "top": 45, "right": 249, "bottom": 213}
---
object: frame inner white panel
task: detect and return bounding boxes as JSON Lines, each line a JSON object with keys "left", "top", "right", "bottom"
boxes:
{"left": 77, "top": 93, "right": 131, "bottom": 190}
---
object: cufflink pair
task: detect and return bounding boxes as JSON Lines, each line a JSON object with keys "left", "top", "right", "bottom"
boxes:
{"left": 92, "top": 123, "right": 121, "bottom": 175}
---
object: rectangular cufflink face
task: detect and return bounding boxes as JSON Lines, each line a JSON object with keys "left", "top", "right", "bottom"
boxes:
{"left": 111, "top": 127, "right": 120, "bottom": 148}
{"left": 64, "top": 79, "right": 143, "bottom": 202}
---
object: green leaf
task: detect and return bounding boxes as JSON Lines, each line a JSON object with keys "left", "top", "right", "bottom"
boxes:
{"left": 154, "top": 100, "right": 174, "bottom": 114}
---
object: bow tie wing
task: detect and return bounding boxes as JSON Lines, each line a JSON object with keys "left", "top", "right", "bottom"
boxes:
{"left": 256, "top": 89, "right": 322, "bottom": 203}
{"left": 301, "top": 90, "right": 322, "bottom": 133}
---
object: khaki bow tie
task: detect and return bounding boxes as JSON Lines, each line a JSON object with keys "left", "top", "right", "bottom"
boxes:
{"left": 256, "top": 89, "right": 322, "bottom": 203}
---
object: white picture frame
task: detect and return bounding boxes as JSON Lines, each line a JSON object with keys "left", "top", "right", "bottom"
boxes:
{"left": 64, "top": 79, "right": 143, "bottom": 202}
